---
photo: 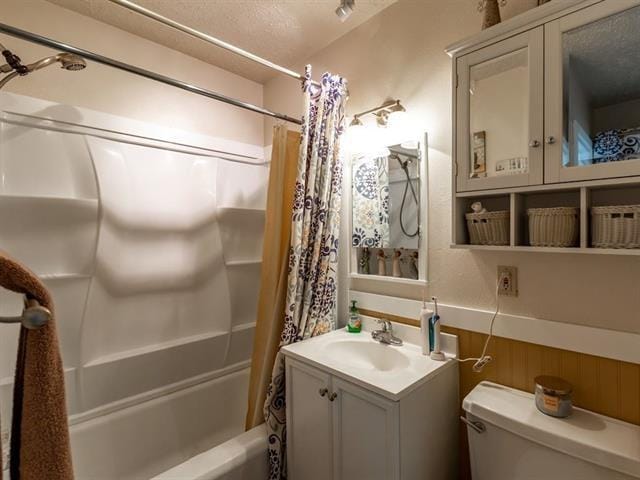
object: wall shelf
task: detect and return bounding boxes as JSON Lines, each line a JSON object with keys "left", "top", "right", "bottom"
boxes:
{"left": 349, "top": 273, "right": 425, "bottom": 286}
{"left": 217, "top": 206, "right": 265, "bottom": 214}
{"left": 454, "top": 183, "right": 640, "bottom": 255}
{"left": 450, "top": 244, "right": 640, "bottom": 256}
{"left": 455, "top": 175, "right": 640, "bottom": 198}
{"left": 0, "top": 194, "right": 98, "bottom": 208}
{"left": 225, "top": 259, "right": 262, "bottom": 267}
{"left": 39, "top": 273, "right": 93, "bottom": 280}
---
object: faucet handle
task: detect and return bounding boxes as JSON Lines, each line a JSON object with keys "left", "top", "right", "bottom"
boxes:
{"left": 377, "top": 318, "right": 392, "bottom": 332}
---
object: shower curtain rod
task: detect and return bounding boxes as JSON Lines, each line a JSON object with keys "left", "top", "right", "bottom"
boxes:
{"left": 0, "top": 22, "right": 302, "bottom": 125}
{"left": 108, "top": 0, "right": 320, "bottom": 88}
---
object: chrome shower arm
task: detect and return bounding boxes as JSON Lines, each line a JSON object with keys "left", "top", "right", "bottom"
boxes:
{"left": 25, "top": 55, "right": 61, "bottom": 72}
{"left": 0, "top": 71, "right": 19, "bottom": 89}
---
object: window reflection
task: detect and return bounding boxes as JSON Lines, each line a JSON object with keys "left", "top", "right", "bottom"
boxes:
{"left": 562, "top": 5, "right": 640, "bottom": 168}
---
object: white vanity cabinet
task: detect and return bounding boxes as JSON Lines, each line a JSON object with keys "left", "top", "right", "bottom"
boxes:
{"left": 286, "top": 360, "right": 335, "bottom": 480}
{"left": 330, "top": 377, "right": 400, "bottom": 480}
{"left": 284, "top": 356, "right": 458, "bottom": 480}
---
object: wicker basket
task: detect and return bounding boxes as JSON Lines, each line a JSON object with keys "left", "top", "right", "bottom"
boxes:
{"left": 591, "top": 204, "right": 640, "bottom": 249}
{"left": 527, "top": 207, "right": 579, "bottom": 247}
{"left": 465, "top": 210, "right": 509, "bottom": 245}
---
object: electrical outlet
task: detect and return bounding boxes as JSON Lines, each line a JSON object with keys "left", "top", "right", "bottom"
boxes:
{"left": 497, "top": 265, "right": 518, "bottom": 297}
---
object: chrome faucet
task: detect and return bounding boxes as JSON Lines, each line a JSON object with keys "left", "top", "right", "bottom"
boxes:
{"left": 371, "top": 319, "right": 403, "bottom": 346}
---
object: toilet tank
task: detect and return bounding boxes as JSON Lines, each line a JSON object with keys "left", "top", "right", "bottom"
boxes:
{"left": 463, "top": 382, "right": 640, "bottom": 480}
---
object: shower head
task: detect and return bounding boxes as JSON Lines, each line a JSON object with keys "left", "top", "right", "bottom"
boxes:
{"left": 0, "top": 52, "right": 86, "bottom": 89}
{"left": 28, "top": 53, "right": 87, "bottom": 72}
{"left": 389, "top": 152, "right": 412, "bottom": 170}
{"left": 59, "top": 53, "right": 87, "bottom": 71}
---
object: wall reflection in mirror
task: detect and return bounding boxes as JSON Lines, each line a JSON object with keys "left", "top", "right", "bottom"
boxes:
{"left": 562, "top": 4, "right": 640, "bottom": 168}
{"left": 351, "top": 143, "right": 420, "bottom": 279}
{"left": 468, "top": 47, "right": 530, "bottom": 179}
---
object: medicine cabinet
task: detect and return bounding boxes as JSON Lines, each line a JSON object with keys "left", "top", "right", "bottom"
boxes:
{"left": 448, "top": 0, "right": 640, "bottom": 255}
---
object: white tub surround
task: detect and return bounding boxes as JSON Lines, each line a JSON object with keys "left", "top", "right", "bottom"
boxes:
{"left": 152, "top": 425, "right": 268, "bottom": 480}
{"left": 0, "top": 92, "right": 266, "bottom": 479}
{"left": 282, "top": 327, "right": 459, "bottom": 480}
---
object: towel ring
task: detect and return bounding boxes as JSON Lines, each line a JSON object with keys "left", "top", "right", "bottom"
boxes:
{"left": 0, "top": 297, "right": 50, "bottom": 329}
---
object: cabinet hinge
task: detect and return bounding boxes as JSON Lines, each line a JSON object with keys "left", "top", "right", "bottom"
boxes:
{"left": 455, "top": 73, "right": 459, "bottom": 88}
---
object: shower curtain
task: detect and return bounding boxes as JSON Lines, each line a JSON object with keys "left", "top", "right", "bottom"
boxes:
{"left": 245, "top": 125, "right": 300, "bottom": 430}
{"left": 263, "top": 66, "right": 347, "bottom": 480}
{"left": 351, "top": 155, "right": 390, "bottom": 247}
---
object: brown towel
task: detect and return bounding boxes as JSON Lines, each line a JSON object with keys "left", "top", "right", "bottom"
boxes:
{"left": 0, "top": 252, "right": 73, "bottom": 480}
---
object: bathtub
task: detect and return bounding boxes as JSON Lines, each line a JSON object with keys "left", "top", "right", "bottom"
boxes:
{"left": 69, "top": 367, "right": 268, "bottom": 479}
{"left": 152, "top": 425, "right": 268, "bottom": 480}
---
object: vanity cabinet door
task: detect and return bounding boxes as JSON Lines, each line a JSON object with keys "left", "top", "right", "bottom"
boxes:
{"left": 456, "top": 27, "right": 544, "bottom": 192}
{"left": 331, "top": 377, "right": 400, "bottom": 480}
{"left": 544, "top": 0, "right": 640, "bottom": 183}
{"left": 286, "top": 359, "right": 334, "bottom": 480}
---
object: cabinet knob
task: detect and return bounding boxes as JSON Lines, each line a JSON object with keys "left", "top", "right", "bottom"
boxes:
{"left": 529, "top": 140, "right": 540, "bottom": 148}
{"left": 546, "top": 136, "right": 556, "bottom": 145}
{"left": 329, "top": 392, "right": 338, "bottom": 402}
{"left": 318, "top": 388, "right": 328, "bottom": 397}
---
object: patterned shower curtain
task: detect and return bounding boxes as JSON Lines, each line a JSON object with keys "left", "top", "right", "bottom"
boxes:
{"left": 351, "top": 155, "right": 390, "bottom": 247}
{"left": 263, "top": 66, "right": 347, "bottom": 480}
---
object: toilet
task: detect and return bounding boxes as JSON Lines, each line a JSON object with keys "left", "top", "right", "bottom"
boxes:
{"left": 463, "top": 382, "right": 640, "bottom": 480}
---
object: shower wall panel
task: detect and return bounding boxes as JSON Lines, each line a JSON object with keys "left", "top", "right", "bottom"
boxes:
{"left": 0, "top": 93, "right": 266, "bottom": 430}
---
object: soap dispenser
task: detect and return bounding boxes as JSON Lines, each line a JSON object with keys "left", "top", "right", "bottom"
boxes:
{"left": 347, "top": 300, "right": 362, "bottom": 333}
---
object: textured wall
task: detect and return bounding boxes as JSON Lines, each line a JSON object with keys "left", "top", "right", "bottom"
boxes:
{"left": 263, "top": 0, "right": 640, "bottom": 335}
{"left": 1, "top": 0, "right": 264, "bottom": 147}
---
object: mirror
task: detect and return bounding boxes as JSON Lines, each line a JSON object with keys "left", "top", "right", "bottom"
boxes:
{"left": 469, "top": 48, "right": 530, "bottom": 178}
{"left": 350, "top": 138, "right": 425, "bottom": 281}
{"left": 562, "top": 5, "right": 640, "bottom": 168}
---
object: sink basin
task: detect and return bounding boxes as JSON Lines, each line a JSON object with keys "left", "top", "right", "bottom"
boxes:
{"left": 280, "top": 329, "right": 454, "bottom": 400}
{"left": 323, "top": 340, "right": 410, "bottom": 372}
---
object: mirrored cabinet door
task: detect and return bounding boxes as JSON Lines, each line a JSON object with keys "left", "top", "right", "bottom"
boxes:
{"left": 545, "top": 1, "right": 640, "bottom": 183}
{"left": 456, "top": 27, "right": 543, "bottom": 192}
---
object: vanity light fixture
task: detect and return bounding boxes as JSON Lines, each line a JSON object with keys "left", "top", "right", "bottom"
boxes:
{"left": 349, "top": 116, "right": 364, "bottom": 127}
{"left": 350, "top": 99, "right": 405, "bottom": 128}
{"left": 376, "top": 110, "right": 390, "bottom": 127}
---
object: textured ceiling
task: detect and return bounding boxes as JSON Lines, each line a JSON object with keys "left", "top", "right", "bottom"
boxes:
{"left": 46, "top": 0, "right": 395, "bottom": 84}
{"left": 564, "top": 4, "right": 640, "bottom": 108}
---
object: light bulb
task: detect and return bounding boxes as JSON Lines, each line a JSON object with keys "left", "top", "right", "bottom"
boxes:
{"left": 387, "top": 109, "right": 407, "bottom": 129}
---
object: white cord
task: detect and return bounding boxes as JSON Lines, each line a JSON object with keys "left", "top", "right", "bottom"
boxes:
{"left": 457, "top": 273, "right": 506, "bottom": 372}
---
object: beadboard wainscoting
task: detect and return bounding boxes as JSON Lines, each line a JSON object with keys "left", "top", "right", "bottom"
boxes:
{"left": 351, "top": 291, "right": 640, "bottom": 480}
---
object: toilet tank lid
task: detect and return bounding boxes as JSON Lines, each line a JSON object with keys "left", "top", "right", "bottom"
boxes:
{"left": 463, "top": 382, "right": 640, "bottom": 479}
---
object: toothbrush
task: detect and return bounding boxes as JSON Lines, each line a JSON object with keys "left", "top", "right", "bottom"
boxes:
{"left": 430, "top": 297, "right": 446, "bottom": 361}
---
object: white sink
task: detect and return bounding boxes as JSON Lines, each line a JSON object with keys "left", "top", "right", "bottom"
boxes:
{"left": 281, "top": 328, "right": 455, "bottom": 401}
{"left": 322, "top": 340, "right": 410, "bottom": 372}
